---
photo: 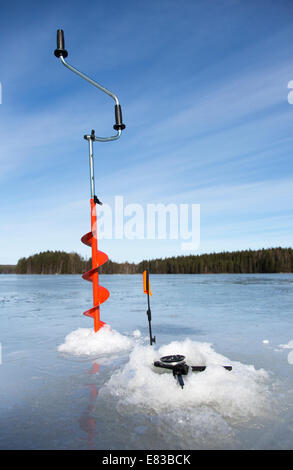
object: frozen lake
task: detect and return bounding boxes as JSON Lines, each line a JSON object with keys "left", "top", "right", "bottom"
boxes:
{"left": 0, "top": 273, "right": 293, "bottom": 450}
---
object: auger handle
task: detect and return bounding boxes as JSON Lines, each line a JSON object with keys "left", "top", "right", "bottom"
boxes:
{"left": 53, "top": 29, "right": 125, "bottom": 140}
{"left": 54, "top": 29, "right": 68, "bottom": 58}
{"left": 114, "top": 105, "right": 126, "bottom": 131}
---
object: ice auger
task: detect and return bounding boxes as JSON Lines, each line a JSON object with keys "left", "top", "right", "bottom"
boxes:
{"left": 54, "top": 29, "right": 125, "bottom": 332}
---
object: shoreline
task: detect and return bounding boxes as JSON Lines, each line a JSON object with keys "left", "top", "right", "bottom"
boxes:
{"left": 1, "top": 272, "right": 292, "bottom": 276}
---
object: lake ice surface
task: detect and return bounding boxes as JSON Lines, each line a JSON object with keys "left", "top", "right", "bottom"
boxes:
{"left": 0, "top": 273, "right": 293, "bottom": 450}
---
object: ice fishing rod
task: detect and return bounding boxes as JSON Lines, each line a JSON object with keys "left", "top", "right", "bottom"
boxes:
{"left": 54, "top": 29, "right": 125, "bottom": 332}
{"left": 141, "top": 271, "right": 232, "bottom": 388}
{"left": 143, "top": 269, "right": 156, "bottom": 345}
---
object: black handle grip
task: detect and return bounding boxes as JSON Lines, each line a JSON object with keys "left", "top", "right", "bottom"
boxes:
{"left": 57, "top": 30, "right": 65, "bottom": 51}
{"left": 113, "top": 104, "right": 126, "bottom": 131}
{"left": 54, "top": 29, "right": 68, "bottom": 58}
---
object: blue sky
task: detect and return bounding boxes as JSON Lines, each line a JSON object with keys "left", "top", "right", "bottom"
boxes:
{"left": 0, "top": 0, "right": 293, "bottom": 264}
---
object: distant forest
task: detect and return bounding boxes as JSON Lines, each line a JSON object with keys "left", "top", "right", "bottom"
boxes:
{"left": 0, "top": 247, "right": 292, "bottom": 274}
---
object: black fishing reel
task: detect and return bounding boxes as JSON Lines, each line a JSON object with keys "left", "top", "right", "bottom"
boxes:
{"left": 154, "top": 354, "right": 232, "bottom": 389}
{"left": 154, "top": 355, "right": 189, "bottom": 389}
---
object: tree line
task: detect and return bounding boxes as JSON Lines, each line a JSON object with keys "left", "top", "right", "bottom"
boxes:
{"left": 0, "top": 265, "right": 16, "bottom": 274}
{"left": 139, "top": 247, "right": 293, "bottom": 274}
{"left": 2, "top": 247, "right": 291, "bottom": 275}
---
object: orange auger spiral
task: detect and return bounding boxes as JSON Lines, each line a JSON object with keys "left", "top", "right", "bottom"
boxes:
{"left": 81, "top": 198, "right": 110, "bottom": 332}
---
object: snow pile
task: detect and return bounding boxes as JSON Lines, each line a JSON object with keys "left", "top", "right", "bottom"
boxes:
{"left": 100, "top": 338, "right": 273, "bottom": 423}
{"left": 58, "top": 325, "right": 133, "bottom": 356}
{"left": 132, "top": 330, "right": 142, "bottom": 338}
